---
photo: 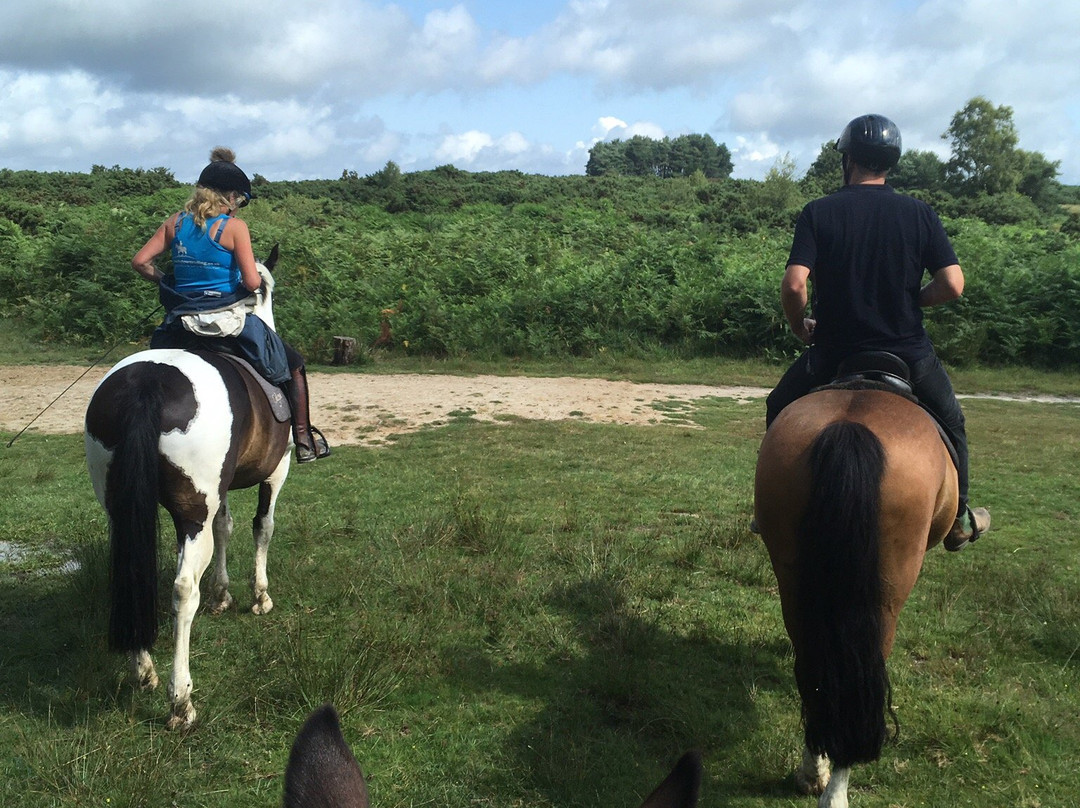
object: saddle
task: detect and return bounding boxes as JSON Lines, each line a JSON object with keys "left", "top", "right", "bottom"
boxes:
{"left": 194, "top": 350, "right": 292, "bottom": 423}
{"left": 827, "top": 350, "right": 916, "bottom": 398}
{"left": 814, "top": 351, "right": 959, "bottom": 470}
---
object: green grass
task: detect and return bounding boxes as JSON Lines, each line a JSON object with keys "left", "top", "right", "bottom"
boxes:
{"left": 1, "top": 390, "right": 1079, "bottom": 807}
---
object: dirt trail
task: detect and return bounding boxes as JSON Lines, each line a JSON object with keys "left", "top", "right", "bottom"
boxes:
{"left": 0, "top": 365, "right": 770, "bottom": 446}
{"left": 5, "top": 364, "right": 1072, "bottom": 448}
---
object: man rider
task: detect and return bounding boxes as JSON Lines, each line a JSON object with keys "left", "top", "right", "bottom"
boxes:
{"left": 764, "top": 113, "right": 990, "bottom": 550}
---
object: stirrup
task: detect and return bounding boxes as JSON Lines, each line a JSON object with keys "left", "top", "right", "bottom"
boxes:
{"left": 944, "top": 506, "right": 990, "bottom": 552}
{"left": 295, "top": 427, "right": 331, "bottom": 464}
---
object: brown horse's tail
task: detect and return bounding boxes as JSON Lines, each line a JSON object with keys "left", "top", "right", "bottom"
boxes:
{"left": 795, "top": 420, "right": 895, "bottom": 768}
{"left": 105, "top": 371, "right": 163, "bottom": 653}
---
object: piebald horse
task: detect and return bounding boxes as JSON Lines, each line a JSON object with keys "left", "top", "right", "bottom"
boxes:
{"left": 285, "top": 704, "right": 703, "bottom": 808}
{"left": 754, "top": 386, "right": 958, "bottom": 808}
{"left": 84, "top": 247, "right": 292, "bottom": 729}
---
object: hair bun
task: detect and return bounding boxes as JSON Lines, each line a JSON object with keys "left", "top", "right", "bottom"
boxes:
{"left": 209, "top": 147, "right": 237, "bottom": 164}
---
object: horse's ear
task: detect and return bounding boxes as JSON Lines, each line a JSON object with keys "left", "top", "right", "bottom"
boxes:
{"left": 637, "top": 751, "right": 702, "bottom": 808}
{"left": 284, "top": 704, "right": 370, "bottom": 808}
{"left": 264, "top": 243, "right": 280, "bottom": 273}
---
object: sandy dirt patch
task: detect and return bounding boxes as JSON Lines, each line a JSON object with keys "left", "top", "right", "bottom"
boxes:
{"left": 1, "top": 364, "right": 770, "bottom": 447}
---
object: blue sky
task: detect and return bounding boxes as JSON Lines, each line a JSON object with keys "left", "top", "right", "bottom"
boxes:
{"left": 1, "top": 0, "right": 1078, "bottom": 184}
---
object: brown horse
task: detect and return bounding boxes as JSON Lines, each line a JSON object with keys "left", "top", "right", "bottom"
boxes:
{"left": 753, "top": 387, "right": 958, "bottom": 808}
{"left": 85, "top": 249, "right": 293, "bottom": 730}
{"left": 284, "top": 704, "right": 702, "bottom": 808}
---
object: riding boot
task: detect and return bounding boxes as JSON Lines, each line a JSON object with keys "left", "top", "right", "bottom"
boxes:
{"left": 944, "top": 505, "right": 991, "bottom": 552}
{"left": 284, "top": 366, "right": 331, "bottom": 463}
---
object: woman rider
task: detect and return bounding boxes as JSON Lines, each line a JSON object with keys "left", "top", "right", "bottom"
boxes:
{"left": 132, "top": 147, "right": 330, "bottom": 463}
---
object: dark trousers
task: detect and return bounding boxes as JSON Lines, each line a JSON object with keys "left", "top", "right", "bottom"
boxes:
{"left": 765, "top": 347, "right": 970, "bottom": 513}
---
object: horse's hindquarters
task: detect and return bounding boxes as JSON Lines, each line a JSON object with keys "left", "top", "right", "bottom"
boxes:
{"left": 754, "top": 389, "right": 959, "bottom": 802}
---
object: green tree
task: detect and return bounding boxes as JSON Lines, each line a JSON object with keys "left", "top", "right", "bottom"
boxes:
{"left": 585, "top": 140, "right": 626, "bottom": 176}
{"left": 1016, "top": 149, "right": 1061, "bottom": 210}
{"left": 371, "top": 160, "right": 403, "bottom": 188}
{"left": 585, "top": 134, "right": 732, "bottom": 179}
{"left": 623, "top": 136, "right": 661, "bottom": 176}
{"left": 760, "top": 154, "right": 803, "bottom": 210}
{"left": 803, "top": 142, "right": 843, "bottom": 195}
{"left": 943, "top": 96, "right": 1022, "bottom": 196}
{"left": 889, "top": 149, "right": 946, "bottom": 193}
{"left": 667, "top": 134, "right": 733, "bottom": 178}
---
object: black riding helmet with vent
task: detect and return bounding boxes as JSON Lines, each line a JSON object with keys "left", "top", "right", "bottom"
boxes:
{"left": 835, "top": 114, "right": 902, "bottom": 172}
{"left": 197, "top": 148, "right": 254, "bottom": 206}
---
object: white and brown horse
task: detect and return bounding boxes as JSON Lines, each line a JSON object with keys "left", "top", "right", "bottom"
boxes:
{"left": 85, "top": 247, "right": 292, "bottom": 729}
{"left": 754, "top": 386, "right": 958, "bottom": 807}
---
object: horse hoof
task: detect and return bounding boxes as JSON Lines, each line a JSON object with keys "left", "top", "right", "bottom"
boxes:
{"left": 252, "top": 594, "right": 274, "bottom": 615}
{"left": 209, "top": 592, "right": 234, "bottom": 615}
{"left": 795, "top": 769, "right": 829, "bottom": 796}
{"left": 130, "top": 653, "right": 159, "bottom": 691}
{"left": 166, "top": 707, "right": 196, "bottom": 731}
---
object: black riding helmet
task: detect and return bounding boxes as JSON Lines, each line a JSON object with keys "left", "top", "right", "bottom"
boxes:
{"left": 835, "top": 114, "right": 902, "bottom": 172}
{"left": 197, "top": 148, "right": 254, "bottom": 206}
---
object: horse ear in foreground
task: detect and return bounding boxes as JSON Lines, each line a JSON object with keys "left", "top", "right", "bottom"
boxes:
{"left": 754, "top": 387, "right": 958, "bottom": 808}
{"left": 84, "top": 250, "right": 292, "bottom": 730}
{"left": 284, "top": 705, "right": 702, "bottom": 808}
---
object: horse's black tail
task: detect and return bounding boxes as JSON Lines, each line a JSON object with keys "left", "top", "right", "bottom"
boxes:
{"left": 105, "top": 374, "right": 164, "bottom": 652}
{"left": 795, "top": 420, "right": 894, "bottom": 767}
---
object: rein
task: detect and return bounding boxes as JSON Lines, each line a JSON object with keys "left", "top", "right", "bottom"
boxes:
{"left": 5, "top": 306, "right": 162, "bottom": 448}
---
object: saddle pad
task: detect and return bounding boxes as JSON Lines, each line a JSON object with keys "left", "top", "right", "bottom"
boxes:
{"left": 214, "top": 353, "right": 292, "bottom": 423}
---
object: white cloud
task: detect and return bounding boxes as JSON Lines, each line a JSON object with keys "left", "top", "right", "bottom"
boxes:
{"left": 592, "top": 117, "right": 666, "bottom": 142}
{"left": 435, "top": 131, "right": 494, "bottom": 164}
{"left": 362, "top": 129, "right": 405, "bottom": 167}
{"left": 597, "top": 116, "right": 628, "bottom": 135}
{"left": 731, "top": 133, "right": 784, "bottom": 179}
{"left": 0, "top": 0, "right": 1077, "bottom": 182}
{"left": 433, "top": 130, "right": 536, "bottom": 168}
{"left": 498, "top": 132, "right": 530, "bottom": 155}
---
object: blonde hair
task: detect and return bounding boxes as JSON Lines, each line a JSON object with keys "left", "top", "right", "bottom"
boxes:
{"left": 183, "top": 186, "right": 234, "bottom": 228}
{"left": 184, "top": 147, "right": 242, "bottom": 228}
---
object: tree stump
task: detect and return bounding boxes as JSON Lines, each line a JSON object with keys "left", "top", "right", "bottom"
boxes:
{"left": 332, "top": 336, "right": 358, "bottom": 365}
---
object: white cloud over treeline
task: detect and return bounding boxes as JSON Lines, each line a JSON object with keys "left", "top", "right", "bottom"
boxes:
{"left": 0, "top": 0, "right": 1077, "bottom": 182}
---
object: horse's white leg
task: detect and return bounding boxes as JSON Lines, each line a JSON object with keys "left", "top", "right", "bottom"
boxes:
{"left": 167, "top": 523, "right": 216, "bottom": 730}
{"left": 251, "top": 453, "right": 290, "bottom": 615}
{"left": 207, "top": 500, "right": 234, "bottom": 615}
{"left": 796, "top": 745, "right": 831, "bottom": 796}
{"left": 129, "top": 649, "right": 158, "bottom": 690}
{"left": 818, "top": 766, "right": 850, "bottom": 808}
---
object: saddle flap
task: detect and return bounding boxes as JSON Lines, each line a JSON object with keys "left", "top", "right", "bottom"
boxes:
{"left": 197, "top": 350, "right": 292, "bottom": 423}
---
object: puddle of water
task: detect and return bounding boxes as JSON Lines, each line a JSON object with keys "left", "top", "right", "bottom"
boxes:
{"left": 0, "top": 540, "right": 27, "bottom": 563}
{"left": 0, "top": 540, "right": 81, "bottom": 573}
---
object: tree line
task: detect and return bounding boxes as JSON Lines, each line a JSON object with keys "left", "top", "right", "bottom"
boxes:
{"left": 1, "top": 98, "right": 1079, "bottom": 368}
{"left": 587, "top": 97, "right": 1077, "bottom": 225}
{"left": 586, "top": 133, "right": 734, "bottom": 179}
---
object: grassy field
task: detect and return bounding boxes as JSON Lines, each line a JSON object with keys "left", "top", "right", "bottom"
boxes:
{"left": 1, "top": 373, "right": 1078, "bottom": 807}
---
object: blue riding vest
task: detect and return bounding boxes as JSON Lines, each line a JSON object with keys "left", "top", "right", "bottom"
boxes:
{"left": 171, "top": 212, "right": 243, "bottom": 294}
{"left": 150, "top": 212, "right": 291, "bottom": 384}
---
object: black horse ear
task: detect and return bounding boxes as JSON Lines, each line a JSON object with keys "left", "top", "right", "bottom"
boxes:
{"left": 284, "top": 704, "right": 370, "bottom": 808}
{"left": 638, "top": 751, "right": 702, "bottom": 808}
{"left": 264, "top": 243, "right": 280, "bottom": 272}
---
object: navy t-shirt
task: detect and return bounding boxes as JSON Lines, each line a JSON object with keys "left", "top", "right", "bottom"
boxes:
{"left": 787, "top": 183, "right": 958, "bottom": 363}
